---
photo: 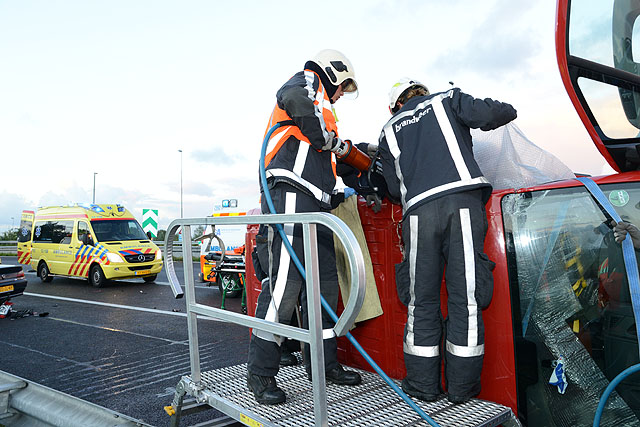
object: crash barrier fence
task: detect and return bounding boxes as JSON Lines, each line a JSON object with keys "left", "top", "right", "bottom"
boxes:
{"left": 0, "top": 242, "right": 202, "bottom": 257}
{"left": 164, "top": 213, "right": 366, "bottom": 426}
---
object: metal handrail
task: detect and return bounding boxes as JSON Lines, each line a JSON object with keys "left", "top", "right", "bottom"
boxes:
{"left": 163, "top": 212, "right": 367, "bottom": 426}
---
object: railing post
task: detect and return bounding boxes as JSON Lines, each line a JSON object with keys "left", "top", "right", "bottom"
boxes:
{"left": 303, "top": 222, "right": 328, "bottom": 427}
{"left": 182, "top": 225, "right": 201, "bottom": 384}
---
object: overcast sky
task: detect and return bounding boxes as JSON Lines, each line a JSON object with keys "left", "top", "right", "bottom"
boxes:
{"left": 0, "top": 0, "right": 614, "bottom": 232}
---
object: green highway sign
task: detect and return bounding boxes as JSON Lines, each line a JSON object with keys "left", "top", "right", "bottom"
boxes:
{"left": 142, "top": 209, "right": 158, "bottom": 238}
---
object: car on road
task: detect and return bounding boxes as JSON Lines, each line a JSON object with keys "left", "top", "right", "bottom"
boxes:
{"left": 0, "top": 261, "right": 28, "bottom": 305}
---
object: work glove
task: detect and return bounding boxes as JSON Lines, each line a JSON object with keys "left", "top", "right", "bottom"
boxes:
{"left": 354, "top": 142, "right": 378, "bottom": 158}
{"left": 344, "top": 187, "right": 357, "bottom": 199}
{"left": 612, "top": 220, "right": 640, "bottom": 248}
{"left": 366, "top": 194, "right": 382, "bottom": 213}
{"left": 323, "top": 131, "right": 351, "bottom": 159}
{"left": 330, "top": 191, "right": 345, "bottom": 210}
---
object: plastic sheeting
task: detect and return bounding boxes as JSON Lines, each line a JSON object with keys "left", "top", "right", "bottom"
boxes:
{"left": 472, "top": 122, "right": 576, "bottom": 190}
{"left": 502, "top": 187, "right": 639, "bottom": 426}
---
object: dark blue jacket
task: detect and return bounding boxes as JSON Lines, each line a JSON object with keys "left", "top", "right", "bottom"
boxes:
{"left": 378, "top": 88, "right": 516, "bottom": 217}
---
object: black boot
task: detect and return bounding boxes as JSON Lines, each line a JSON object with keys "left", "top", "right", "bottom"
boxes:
{"left": 327, "top": 365, "right": 362, "bottom": 385}
{"left": 247, "top": 372, "right": 286, "bottom": 405}
{"left": 447, "top": 393, "right": 470, "bottom": 404}
{"left": 279, "top": 350, "right": 298, "bottom": 367}
{"left": 308, "top": 364, "right": 362, "bottom": 386}
{"left": 401, "top": 378, "right": 439, "bottom": 402}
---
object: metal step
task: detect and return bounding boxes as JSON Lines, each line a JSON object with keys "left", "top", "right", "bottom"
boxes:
{"left": 175, "top": 362, "right": 518, "bottom": 427}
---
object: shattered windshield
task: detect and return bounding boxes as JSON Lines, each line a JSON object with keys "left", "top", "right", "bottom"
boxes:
{"left": 503, "top": 182, "right": 640, "bottom": 426}
{"left": 91, "top": 219, "right": 147, "bottom": 242}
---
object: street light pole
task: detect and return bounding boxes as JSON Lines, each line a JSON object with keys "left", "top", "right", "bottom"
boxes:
{"left": 93, "top": 172, "right": 98, "bottom": 204}
{"left": 178, "top": 150, "right": 183, "bottom": 218}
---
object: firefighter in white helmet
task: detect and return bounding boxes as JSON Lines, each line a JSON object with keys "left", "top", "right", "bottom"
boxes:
{"left": 247, "top": 49, "right": 364, "bottom": 405}
{"left": 378, "top": 77, "right": 517, "bottom": 404}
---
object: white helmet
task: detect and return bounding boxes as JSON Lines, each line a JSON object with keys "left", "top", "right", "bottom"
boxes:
{"left": 388, "top": 77, "right": 429, "bottom": 113}
{"left": 312, "top": 49, "right": 358, "bottom": 98}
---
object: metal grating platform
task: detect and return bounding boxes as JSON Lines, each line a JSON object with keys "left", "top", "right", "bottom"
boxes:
{"left": 178, "top": 359, "right": 517, "bottom": 427}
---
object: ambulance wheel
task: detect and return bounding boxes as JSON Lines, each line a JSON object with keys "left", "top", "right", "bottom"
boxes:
{"left": 38, "top": 262, "right": 53, "bottom": 283}
{"left": 89, "top": 265, "right": 106, "bottom": 288}
{"left": 217, "top": 273, "right": 241, "bottom": 298}
{"left": 143, "top": 275, "right": 157, "bottom": 283}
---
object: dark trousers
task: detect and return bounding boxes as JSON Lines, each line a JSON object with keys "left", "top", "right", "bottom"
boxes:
{"left": 396, "top": 190, "right": 494, "bottom": 399}
{"left": 247, "top": 183, "right": 340, "bottom": 377}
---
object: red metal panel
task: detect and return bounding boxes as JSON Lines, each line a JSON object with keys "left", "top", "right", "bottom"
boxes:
{"left": 337, "top": 198, "right": 408, "bottom": 379}
{"left": 245, "top": 224, "right": 261, "bottom": 318}
{"left": 479, "top": 192, "right": 518, "bottom": 414}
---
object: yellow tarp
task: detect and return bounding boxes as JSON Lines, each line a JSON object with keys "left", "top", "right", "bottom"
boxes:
{"left": 332, "top": 196, "right": 383, "bottom": 323}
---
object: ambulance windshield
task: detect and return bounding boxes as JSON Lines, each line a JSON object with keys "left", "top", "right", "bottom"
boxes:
{"left": 91, "top": 219, "right": 148, "bottom": 242}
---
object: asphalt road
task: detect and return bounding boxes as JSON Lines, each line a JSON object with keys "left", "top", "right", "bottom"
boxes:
{"left": 0, "top": 256, "right": 248, "bottom": 426}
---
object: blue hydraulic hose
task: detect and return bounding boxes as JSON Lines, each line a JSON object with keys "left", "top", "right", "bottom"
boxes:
{"left": 592, "top": 364, "right": 640, "bottom": 427}
{"left": 260, "top": 123, "right": 440, "bottom": 427}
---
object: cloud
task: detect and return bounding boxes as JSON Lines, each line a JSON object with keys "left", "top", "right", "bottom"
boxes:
{"left": 432, "top": 1, "right": 541, "bottom": 80}
{"left": 0, "top": 192, "right": 32, "bottom": 230}
{"left": 190, "top": 147, "right": 241, "bottom": 166}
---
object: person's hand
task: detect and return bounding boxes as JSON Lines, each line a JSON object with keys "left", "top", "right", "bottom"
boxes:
{"left": 344, "top": 187, "right": 357, "bottom": 199}
{"left": 366, "top": 144, "right": 378, "bottom": 157}
{"left": 324, "top": 131, "right": 351, "bottom": 158}
{"left": 355, "top": 143, "right": 378, "bottom": 158}
{"left": 612, "top": 220, "right": 640, "bottom": 248}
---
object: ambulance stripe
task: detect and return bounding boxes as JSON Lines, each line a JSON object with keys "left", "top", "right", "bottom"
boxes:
{"left": 76, "top": 258, "right": 86, "bottom": 276}
{"left": 71, "top": 254, "right": 83, "bottom": 275}
{"left": 72, "top": 255, "right": 85, "bottom": 275}
{"left": 120, "top": 250, "right": 140, "bottom": 255}
{"left": 80, "top": 261, "right": 91, "bottom": 277}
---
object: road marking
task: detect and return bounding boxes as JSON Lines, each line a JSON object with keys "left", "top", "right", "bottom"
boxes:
{"left": 22, "top": 292, "right": 222, "bottom": 321}
{"left": 47, "top": 316, "right": 189, "bottom": 345}
{"left": 23, "top": 271, "right": 215, "bottom": 289}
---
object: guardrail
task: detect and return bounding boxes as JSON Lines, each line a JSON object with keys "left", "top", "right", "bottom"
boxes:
{"left": 0, "top": 242, "right": 202, "bottom": 257}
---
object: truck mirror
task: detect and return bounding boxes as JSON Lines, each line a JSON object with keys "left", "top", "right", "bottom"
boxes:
{"left": 81, "top": 234, "right": 94, "bottom": 246}
{"left": 146, "top": 231, "right": 152, "bottom": 240}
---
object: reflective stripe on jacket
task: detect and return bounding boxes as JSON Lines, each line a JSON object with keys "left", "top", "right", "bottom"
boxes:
{"left": 378, "top": 88, "right": 517, "bottom": 217}
{"left": 262, "top": 69, "right": 339, "bottom": 204}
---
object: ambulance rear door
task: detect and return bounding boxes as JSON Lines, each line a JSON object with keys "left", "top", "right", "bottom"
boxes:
{"left": 17, "top": 210, "right": 34, "bottom": 265}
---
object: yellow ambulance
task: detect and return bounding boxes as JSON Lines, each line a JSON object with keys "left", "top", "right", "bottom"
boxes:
{"left": 25, "top": 204, "right": 162, "bottom": 287}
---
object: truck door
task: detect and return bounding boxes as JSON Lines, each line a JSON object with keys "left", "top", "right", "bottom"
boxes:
{"left": 72, "top": 221, "right": 93, "bottom": 277}
{"left": 16, "top": 210, "right": 34, "bottom": 265}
